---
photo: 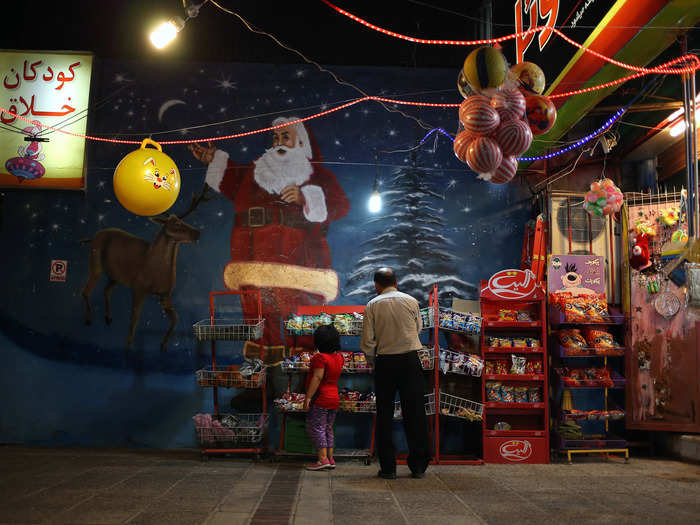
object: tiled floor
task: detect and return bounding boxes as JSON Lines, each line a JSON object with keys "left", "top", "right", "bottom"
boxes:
{"left": 1, "top": 447, "right": 699, "bottom": 524}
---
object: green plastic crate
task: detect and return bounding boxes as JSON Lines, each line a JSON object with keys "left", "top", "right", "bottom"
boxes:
{"left": 283, "top": 413, "right": 336, "bottom": 454}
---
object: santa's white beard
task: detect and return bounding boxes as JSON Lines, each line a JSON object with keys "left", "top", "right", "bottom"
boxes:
{"left": 253, "top": 145, "right": 313, "bottom": 195}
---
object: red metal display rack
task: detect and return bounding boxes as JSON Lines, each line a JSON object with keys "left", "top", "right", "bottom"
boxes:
{"left": 193, "top": 290, "right": 268, "bottom": 459}
{"left": 275, "top": 304, "right": 377, "bottom": 464}
{"left": 427, "top": 285, "right": 485, "bottom": 465}
{"left": 479, "top": 271, "right": 550, "bottom": 464}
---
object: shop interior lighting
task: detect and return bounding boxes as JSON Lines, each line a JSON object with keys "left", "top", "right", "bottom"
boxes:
{"left": 149, "top": 1, "right": 205, "bottom": 49}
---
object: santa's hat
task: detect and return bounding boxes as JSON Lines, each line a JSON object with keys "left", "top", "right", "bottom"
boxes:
{"left": 271, "top": 117, "right": 322, "bottom": 162}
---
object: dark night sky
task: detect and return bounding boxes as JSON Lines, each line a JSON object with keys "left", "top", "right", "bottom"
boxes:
{"left": 2, "top": 1, "right": 490, "bottom": 68}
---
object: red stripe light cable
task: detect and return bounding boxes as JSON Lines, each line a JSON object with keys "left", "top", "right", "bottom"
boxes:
{"left": 319, "top": 0, "right": 700, "bottom": 75}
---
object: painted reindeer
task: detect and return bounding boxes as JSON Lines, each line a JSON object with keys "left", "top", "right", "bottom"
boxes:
{"left": 80, "top": 185, "right": 212, "bottom": 350}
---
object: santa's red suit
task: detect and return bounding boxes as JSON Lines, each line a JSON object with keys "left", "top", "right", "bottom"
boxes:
{"left": 205, "top": 123, "right": 350, "bottom": 347}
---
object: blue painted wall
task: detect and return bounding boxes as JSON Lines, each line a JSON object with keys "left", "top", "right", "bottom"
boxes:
{"left": 0, "top": 60, "right": 530, "bottom": 449}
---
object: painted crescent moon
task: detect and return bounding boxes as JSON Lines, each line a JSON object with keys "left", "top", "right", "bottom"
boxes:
{"left": 158, "top": 99, "right": 186, "bottom": 122}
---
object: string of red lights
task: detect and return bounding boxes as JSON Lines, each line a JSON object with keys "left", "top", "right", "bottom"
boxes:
{"left": 319, "top": 0, "right": 700, "bottom": 75}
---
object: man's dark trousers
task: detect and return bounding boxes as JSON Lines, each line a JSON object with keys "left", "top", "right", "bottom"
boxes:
{"left": 374, "top": 350, "right": 430, "bottom": 475}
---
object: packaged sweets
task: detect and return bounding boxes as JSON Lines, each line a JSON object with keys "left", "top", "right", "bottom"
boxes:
{"left": 514, "top": 386, "right": 529, "bottom": 403}
{"left": 439, "top": 310, "right": 454, "bottom": 329}
{"left": 465, "top": 354, "right": 484, "bottom": 376}
{"left": 500, "top": 384, "right": 515, "bottom": 402}
{"left": 531, "top": 360, "right": 543, "bottom": 374}
{"left": 353, "top": 352, "right": 369, "bottom": 369}
{"left": 527, "top": 386, "right": 542, "bottom": 403}
{"left": 512, "top": 337, "right": 527, "bottom": 347}
{"left": 498, "top": 309, "right": 517, "bottom": 321}
{"left": 564, "top": 297, "right": 589, "bottom": 323}
{"left": 339, "top": 351, "right": 354, "bottom": 369}
{"left": 510, "top": 355, "right": 527, "bottom": 375}
{"left": 525, "top": 338, "right": 540, "bottom": 348}
{"left": 486, "top": 381, "right": 502, "bottom": 401}
{"left": 495, "top": 360, "right": 509, "bottom": 375}
{"left": 420, "top": 308, "right": 433, "bottom": 327}
{"left": 559, "top": 329, "right": 587, "bottom": 351}
{"left": 286, "top": 314, "right": 303, "bottom": 334}
{"left": 484, "top": 360, "right": 495, "bottom": 375}
{"left": 525, "top": 361, "right": 535, "bottom": 375}
{"left": 516, "top": 311, "right": 533, "bottom": 322}
{"left": 301, "top": 315, "right": 314, "bottom": 334}
{"left": 584, "top": 328, "right": 620, "bottom": 349}
{"left": 452, "top": 312, "right": 468, "bottom": 331}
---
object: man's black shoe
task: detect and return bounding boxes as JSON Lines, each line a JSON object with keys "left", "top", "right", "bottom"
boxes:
{"left": 410, "top": 471, "right": 426, "bottom": 479}
{"left": 377, "top": 470, "right": 397, "bottom": 479}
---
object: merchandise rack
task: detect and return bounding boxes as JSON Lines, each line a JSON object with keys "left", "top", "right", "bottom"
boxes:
{"left": 549, "top": 305, "right": 629, "bottom": 463}
{"left": 275, "top": 304, "right": 377, "bottom": 464}
{"left": 426, "top": 285, "right": 484, "bottom": 465}
{"left": 479, "top": 279, "right": 550, "bottom": 464}
{"left": 192, "top": 290, "right": 267, "bottom": 459}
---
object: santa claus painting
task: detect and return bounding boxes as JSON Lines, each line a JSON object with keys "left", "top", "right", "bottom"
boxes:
{"left": 189, "top": 117, "right": 350, "bottom": 359}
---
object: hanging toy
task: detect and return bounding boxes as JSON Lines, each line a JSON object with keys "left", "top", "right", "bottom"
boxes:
{"left": 509, "top": 61, "right": 546, "bottom": 95}
{"left": 457, "top": 70, "right": 474, "bottom": 99}
{"left": 671, "top": 230, "right": 688, "bottom": 244}
{"left": 459, "top": 95, "right": 501, "bottom": 136}
{"left": 658, "top": 207, "right": 680, "bottom": 227}
{"left": 524, "top": 94, "right": 557, "bottom": 135}
{"left": 113, "top": 138, "right": 181, "bottom": 216}
{"left": 465, "top": 136, "right": 503, "bottom": 174}
{"left": 494, "top": 119, "right": 533, "bottom": 156}
{"left": 490, "top": 88, "right": 526, "bottom": 122}
{"left": 462, "top": 46, "right": 508, "bottom": 94}
{"left": 584, "top": 178, "right": 623, "bottom": 217}
{"left": 634, "top": 218, "right": 656, "bottom": 237}
{"left": 453, "top": 130, "right": 475, "bottom": 163}
{"left": 478, "top": 155, "right": 518, "bottom": 184}
{"left": 630, "top": 234, "right": 651, "bottom": 271}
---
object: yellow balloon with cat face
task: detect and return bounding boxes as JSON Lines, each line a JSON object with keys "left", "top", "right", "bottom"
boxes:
{"left": 113, "top": 138, "right": 181, "bottom": 216}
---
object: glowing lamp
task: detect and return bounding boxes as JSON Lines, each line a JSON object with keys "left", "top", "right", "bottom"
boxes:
{"left": 150, "top": 17, "right": 185, "bottom": 49}
{"left": 368, "top": 189, "right": 382, "bottom": 213}
{"left": 669, "top": 120, "right": 686, "bottom": 137}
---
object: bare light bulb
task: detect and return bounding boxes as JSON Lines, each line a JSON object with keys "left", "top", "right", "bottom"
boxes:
{"left": 368, "top": 190, "right": 382, "bottom": 213}
{"left": 150, "top": 18, "right": 184, "bottom": 49}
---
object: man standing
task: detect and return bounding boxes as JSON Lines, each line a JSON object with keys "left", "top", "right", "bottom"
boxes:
{"left": 189, "top": 117, "right": 350, "bottom": 356}
{"left": 361, "top": 267, "right": 430, "bottom": 479}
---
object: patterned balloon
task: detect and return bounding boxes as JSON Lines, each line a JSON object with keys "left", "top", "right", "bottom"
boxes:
{"left": 459, "top": 96, "right": 500, "bottom": 136}
{"left": 509, "top": 62, "right": 546, "bottom": 95}
{"left": 486, "top": 156, "right": 519, "bottom": 184}
{"left": 465, "top": 136, "right": 503, "bottom": 174}
{"left": 453, "top": 130, "right": 475, "bottom": 163}
{"left": 525, "top": 95, "right": 557, "bottom": 135}
{"left": 457, "top": 70, "right": 473, "bottom": 99}
{"left": 494, "top": 119, "right": 533, "bottom": 156}
{"left": 463, "top": 46, "right": 508, "bottom": 92}
{"left": 490, "top": 88, "right": 526, "bottom": 121}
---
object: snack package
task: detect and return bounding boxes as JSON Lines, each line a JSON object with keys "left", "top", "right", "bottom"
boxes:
{"left": 420, "top": 308, "right": 433, "bottom": 327}
{"left": 498, "top": 309, "right": 517, "bottom": 321}
{"left": 512, "top": 337, "right": 527, "bottom": 348}
{"left": 510, "top": 355, "right": 527, "bottom": 375}
{"left": 563, "top": 296, "right": 590, "bottom": 323}
{"left": 484, "top": 360, "right": 495, "bottom": 375}
{"left": 559, "top": 329, "right": 587, "bottom": 352}
{"left": 486, "top": 381, "right": 502, "bottom": 401}
{"left": 514, "top": 386, "right": 529, "bottom": 403}
{"left": 516, "top": 311, "right": 533, "bottom": 322}
{"left": 500, "top": 384, "right": 515, "bottom": 402}
{"left": 525, "top": 338, "right": 540, "bottom": 348}
{"left": 584, "top": 328, "right": 620, "bottom": 349}
{"left": 527, "top": 386, "right": 543, "bottom": 403}
{"left": 452, "top": 312, "right": 468, "bottom": 332}
{"left": 465, "top": 354, "right": 484, "bottom": 376}
{"left": 353, "top": 352, "right": 369, "bottom": 369}
{"left": 495, "top": 360, "right": 509, "bottom": 375}
{"left": 531, "top": 360, "right": 543, "bottom": 374}
{"left": 339, "top": 351, "right": 354, "bottom": 369}
{"left": 301, "top": 315, "right": 314, "bottom": 334}
{"left": 286, "top": 314, "right": 303, "bottom": 335}
{"left": 439, "top": 310, "right": 454, "bottom": 329}
{"left": 525, "top": 361, "right": 535, "bottom": 375}
{"left": 589, "top": 294, "right": 609, "bottom": 321}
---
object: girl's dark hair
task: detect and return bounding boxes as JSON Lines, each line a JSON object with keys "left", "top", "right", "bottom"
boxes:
{"left": 314, "top": 324, "right": 341, "bottom": 354}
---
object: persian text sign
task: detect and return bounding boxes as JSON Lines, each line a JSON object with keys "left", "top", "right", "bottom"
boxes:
{"left": 0, "top": 50, "right": 93, "bottom": 189}
{"left": 481, "top": 269, "right": 539, "bottom": 300}
{"left": 499, "top": 439, "right": 533, "bottom": 462}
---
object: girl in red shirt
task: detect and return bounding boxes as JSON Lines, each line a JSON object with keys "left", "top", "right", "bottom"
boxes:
{"left": 304, "top": 324, "right": 344, "bottom": 470}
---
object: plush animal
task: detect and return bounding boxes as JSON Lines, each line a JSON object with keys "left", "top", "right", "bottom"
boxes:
{"left": 630, "top": 234, "right": 650, "bottom": 271}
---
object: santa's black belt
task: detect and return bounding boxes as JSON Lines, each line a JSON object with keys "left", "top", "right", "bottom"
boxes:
{"left": 235, "top": 207, "right": 310, "bottom": 229}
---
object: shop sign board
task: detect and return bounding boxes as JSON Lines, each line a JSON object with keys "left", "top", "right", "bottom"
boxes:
{"left": 480, "top": 269, "right": 542, "bottom": 300}
{"left": 484, "top": 436, "right": 549, "bottom": 463}
{"left": 0, "top": 50, "right": 93, "bottom": 190}
{"left": 547, "top": 254, "right": 606, "bottom": 296}
{"left": 499, "top": 439, "right": 533, "bottom": 461}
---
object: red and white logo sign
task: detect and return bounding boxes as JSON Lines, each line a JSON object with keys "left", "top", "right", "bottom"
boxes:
{"left": 499, "top": 439, "right": 533, "bottom": 462}
{"left": 50, "top": 260, "right": 67, "bottom": 282}
{"left": 482, "top": 269, "right": 538, "bottom": 300}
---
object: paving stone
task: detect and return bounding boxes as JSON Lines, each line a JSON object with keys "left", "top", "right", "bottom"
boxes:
{"left": 126, "top": 510, "right": 210, "bottom": 525}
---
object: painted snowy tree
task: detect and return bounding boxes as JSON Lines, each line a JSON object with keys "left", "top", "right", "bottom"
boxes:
{"left": 345, "top": 155, "right": 477, "bottom": 304}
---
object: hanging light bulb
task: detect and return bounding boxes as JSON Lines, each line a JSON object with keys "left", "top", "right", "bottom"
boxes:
{"left": 368, "top": 188, "right": 382, "bottom": 213}
{"left": 150, "top": 17, "right": 185, "bottom": 49}
{"left": 368, "top": 153, "right": 382, "bottom": 213}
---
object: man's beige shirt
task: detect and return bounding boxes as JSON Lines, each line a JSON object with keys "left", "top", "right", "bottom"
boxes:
{"left": 360, "top": 287, "right": 423, "bottom": 356}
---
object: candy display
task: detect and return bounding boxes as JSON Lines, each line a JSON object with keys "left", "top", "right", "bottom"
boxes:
{"left": 339, "top": 389, "right": 376, "bottom": 412}
{"left": 285, "top": 312, "right": 363, "bottom": 336}
{"left": 486, "top": 381, "right": 542, "bottom": 403}
{"left": 437, "top": 308, "right": 481, "bottom": 334}
{"left": 500, "top": 384, "right": 515, "bottom": 402}
{"left": 487, "top": 336, "right": 540, "bottom": 348}
{"left": 555, "top": 367, "right": 614, "bottom": 388}
{"left": 439, "top": 350, "right": 484, "bottom": 377}
{"left": 281, "top": 350, "right": 372, "bottom": 372}
{"left": 510, "top": 355, "right": 527, "bottom": 375}
{"left": 274, "top": 392, "right": 306, "bottom": 412}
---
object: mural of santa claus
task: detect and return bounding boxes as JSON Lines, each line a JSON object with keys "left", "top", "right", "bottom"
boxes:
{"left": 190, "top": 117, "right": 350, "bottom": 356}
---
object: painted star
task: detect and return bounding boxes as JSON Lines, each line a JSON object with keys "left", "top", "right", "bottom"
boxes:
{"left": 295, "top": 69, "right": 305, "bottom": 78}
{"left": 215, "top": 75, "right": 237, "bottom": 93}
{"left": 635, "top": 306, "right": 643, "bottom": 312}
{"left": 113, "top": 73, "right": 132, "bottom": 83}
{"left": 127, "top": 110, "right": 135, "bottom": 117}
{"left": 97, "top": 180, "right": 106, "bottom": 189}
{"left": 197, "top": 104, "right": 203, "bottom": 109}
{"left": 388, "top": 129, "right": 397, "bottom": 136}
{"left": 219, "top": 107, "right": 227, "bottom": 113}
{"left": 51, "top": 224, "right": 59, "bottom": 230}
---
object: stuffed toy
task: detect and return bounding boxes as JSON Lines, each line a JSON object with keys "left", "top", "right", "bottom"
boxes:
{"left": 630, "top": 234, "right": 650, "bottom": 271}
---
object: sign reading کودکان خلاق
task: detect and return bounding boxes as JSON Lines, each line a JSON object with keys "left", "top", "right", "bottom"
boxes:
{"left": 0, "top": 50, "right": 93, "bottom": 190}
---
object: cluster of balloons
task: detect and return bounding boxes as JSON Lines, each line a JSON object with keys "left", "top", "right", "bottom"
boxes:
{"left": 453, "top": 46, "right": 557, "bottom": 184}
{"left": 114, "top": 139, "right": 181, "bottom": 216}
{"left": 583, "top": 178, "right": 623, "bottom": 217}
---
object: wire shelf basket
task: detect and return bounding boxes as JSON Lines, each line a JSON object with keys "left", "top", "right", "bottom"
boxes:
{"left": 394, "top": 391, "right": 436, "bottom": 419}
{"left": 438, "top": 391, "right": 484, "bottom": 421}
{"left": 194, "top": 413, "right": 269, "bottom": 446}
{"left": 418, "top": 348, "right": 435, "bottom": 370}
{"left": 196, "top": 368, "right": 266, "bottom": 389}
{"left": 339, "top": 398, "right": 376, "bottom": 413}
{"left": 439, "top": 350, "right": 484, "bottom": 377}
{"left": 193, "top": 319, "right": 264, "bottom": 341}
{"left": 420, "top": 307, "right": 435, "bottom": 329}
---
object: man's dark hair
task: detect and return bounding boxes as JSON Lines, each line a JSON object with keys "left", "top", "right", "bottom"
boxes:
{"left": 373, "top": 267, "right": 397, "bottom": 288}
{"left": 314, "top": 324, "right": 341, "bottom": 354}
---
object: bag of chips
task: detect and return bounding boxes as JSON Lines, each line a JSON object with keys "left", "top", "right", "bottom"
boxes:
{"left": 514, "top": 386, "right": 529, "bottom": 403}
{"left": 510, "top": 355, "right": 527, "bottom": 375}
{"left": 501, "top": 384, "right": 515, "bottom": 402}
{"left": 584, "top": 328, "right": 619, "bottom": 349}
{"left": 486, "top": 381, "right": 502, "bottom": 401}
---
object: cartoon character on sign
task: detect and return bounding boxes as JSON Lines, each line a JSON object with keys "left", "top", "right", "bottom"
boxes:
{"left": 5, "top": 124, "right": 47, "bottom": 183}
{"left": 559, "top": 263, "right": 595, "bottom": 296}
{"left": 499, "top": 439, "right": 533, "bottom": 461}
